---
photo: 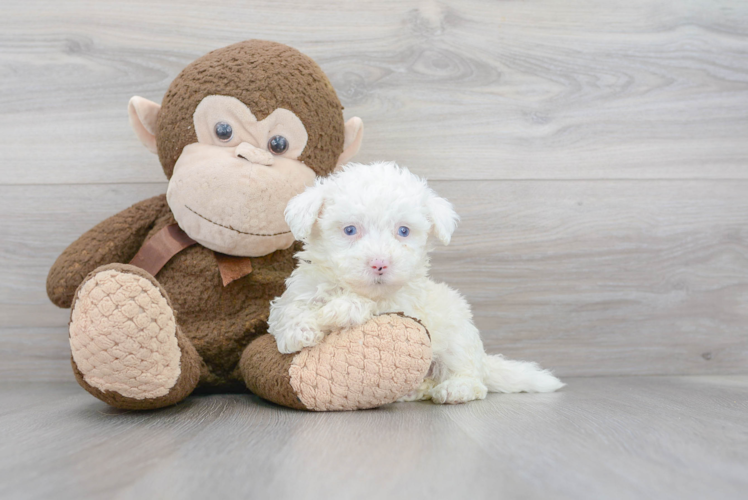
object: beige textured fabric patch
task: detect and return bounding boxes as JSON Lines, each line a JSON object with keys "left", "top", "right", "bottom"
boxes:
{"left": 289, "top": 314, "right": 432, "bottom": 411}
{"left": 69, "top": 269, "right": 181, "bottom": 400}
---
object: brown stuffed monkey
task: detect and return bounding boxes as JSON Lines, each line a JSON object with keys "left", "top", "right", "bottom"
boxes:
{"left": 46, "top": 40, "right": 431, "bottom": 411}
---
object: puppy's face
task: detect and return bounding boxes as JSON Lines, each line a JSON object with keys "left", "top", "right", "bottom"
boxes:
{"left": 285, "top": 162, "right": 459, "bottom": 297}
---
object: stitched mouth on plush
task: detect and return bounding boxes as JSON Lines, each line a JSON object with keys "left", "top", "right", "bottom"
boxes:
{"left": 184, "top": 205, "right": 291, "bottom": 237}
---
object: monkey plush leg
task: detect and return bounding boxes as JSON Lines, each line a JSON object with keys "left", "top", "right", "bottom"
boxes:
{"left": 240, "top": 314, "right": 432, "bottom": 411}
{"left": 69, "top": 264, "right": 201, "bottom": 410}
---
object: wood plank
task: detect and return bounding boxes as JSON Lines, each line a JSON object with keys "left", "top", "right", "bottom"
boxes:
{"left": 0, "top": 377, "right": 746, "bottom": 500}
{"left": 431, "top": 179, "right": 748, "bottom": 376}
{"left": 1, "top": 0, "right": 747, "bottom": 183}
{"left": 2, "top": 179, "right": 746, "bottom": 379}
{"left": 0, "top": 327, "right": 74, "bottom": 383}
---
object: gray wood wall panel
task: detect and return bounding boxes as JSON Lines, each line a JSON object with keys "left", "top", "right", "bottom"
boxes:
{"left": 1, "top": 0, "right": 747, "bottom": 380}
{"left": 1, "top": 0, "right": 747, "bottom": 183}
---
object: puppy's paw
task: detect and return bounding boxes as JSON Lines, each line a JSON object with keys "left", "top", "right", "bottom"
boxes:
{"left": 397, "top": 378, "right": 437, "bottom": 402}
{"left": 274, "top": 325, "right": 324, "bottom": 354}
{"left": 430, "top": 378, "right": 488, "bottom": 405}
{"left": 316, "top": 296, "right": 374, "bottom": 330}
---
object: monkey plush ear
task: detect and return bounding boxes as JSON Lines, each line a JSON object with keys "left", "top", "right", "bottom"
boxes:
{"left": 128, "top": 96, "right": 161, "bottom": 154}
{"left": 336, "top": 117, "right": 364, "bottom": 168}
{"left": 426, "top": 192, "right": 460, "bottom": 245}
{"left": 285, "top": 185, "right": 325, "bottom": 240}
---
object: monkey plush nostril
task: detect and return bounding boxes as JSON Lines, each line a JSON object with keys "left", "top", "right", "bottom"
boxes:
{"left": 235, "top": 142, "right": 274, "bottom": 166}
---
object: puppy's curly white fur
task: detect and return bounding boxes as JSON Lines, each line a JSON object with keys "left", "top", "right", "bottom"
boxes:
{"left": 269, "top": 161, "right": 564, "bottom": 404}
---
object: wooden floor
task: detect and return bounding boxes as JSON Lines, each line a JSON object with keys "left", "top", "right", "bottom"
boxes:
{"left": 1, "top": 376, "right": 746, "bottom": 500}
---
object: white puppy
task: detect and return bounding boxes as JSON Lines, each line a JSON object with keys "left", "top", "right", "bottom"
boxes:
{"left": 268, "top": 161, "right": 564, "bottom": 404}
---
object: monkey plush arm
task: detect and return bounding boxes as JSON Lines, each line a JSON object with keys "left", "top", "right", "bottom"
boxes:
{"left": 47, "top": 194, "right": 169, "bottom": 308}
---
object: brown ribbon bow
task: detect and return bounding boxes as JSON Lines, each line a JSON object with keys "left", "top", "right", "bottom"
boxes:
{"left": 129, "top": 223, "right": 253, "bottom": 286}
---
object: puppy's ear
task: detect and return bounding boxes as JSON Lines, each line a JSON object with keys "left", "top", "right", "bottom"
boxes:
{"left": 426, "top": 191, "right": 459, "bottom": 245}
{"left": 285, "top": 185, "right": 325, "bottom": 240}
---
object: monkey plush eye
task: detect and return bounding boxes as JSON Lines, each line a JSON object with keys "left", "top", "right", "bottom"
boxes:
{"left": 268, "top": 135, "right": 289, "bottom": 155}
{"left": 343, "top": 225, "right": 357, "bottom": 236}
{"left": 398, "top": 226, "right": 410, "bottom": 237}
{"left": 214, "top": 122, "right": 233, "bottom": 142}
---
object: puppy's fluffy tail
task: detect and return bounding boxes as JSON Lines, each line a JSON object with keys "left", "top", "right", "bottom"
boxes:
{"left": 483, "top": 354, "right": 565, "bottom": 393}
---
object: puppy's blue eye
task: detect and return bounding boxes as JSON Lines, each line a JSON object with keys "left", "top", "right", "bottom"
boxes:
{"left": 344, "top": 225, "right": 357, "bottom": 236}
{"left": 215, "top": 122, "right": 233, "bottom": 142}
{"left": 398, "top": 226, "right": 410, "bottom": 237}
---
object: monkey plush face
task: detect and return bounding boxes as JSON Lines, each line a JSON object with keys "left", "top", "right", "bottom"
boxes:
{"left": 165, "top": 95, "right": 317, "bottom": 255}
{"left": 127, "top": 40, "right": 364, "bottom": 257}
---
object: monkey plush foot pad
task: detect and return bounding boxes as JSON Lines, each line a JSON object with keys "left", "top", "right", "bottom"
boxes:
{"left": 242, "top": 314, "right": 432, "bottom": 411}
{"left": 70, "top": 268, "right": 181, "bottom": 400}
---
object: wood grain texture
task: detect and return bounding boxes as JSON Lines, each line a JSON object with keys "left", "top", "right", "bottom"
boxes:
{"left": 0, "top": 0, "right": 747, "bottom": 183}
{"left": 2, "top": 180, "right": 746, "bottom": 379}
{"left": 1, "top": 0, "right": 747, "bottom": 380}
{"left": 433, "top": 180, "right": 748, "bottom": 376}
{"left": 0, "top": 377, "right": 746, "bottom": 500}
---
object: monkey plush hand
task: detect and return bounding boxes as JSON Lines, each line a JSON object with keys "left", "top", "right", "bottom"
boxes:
{"left": 46, "top": 41, "right": 432, "bottom": 411}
